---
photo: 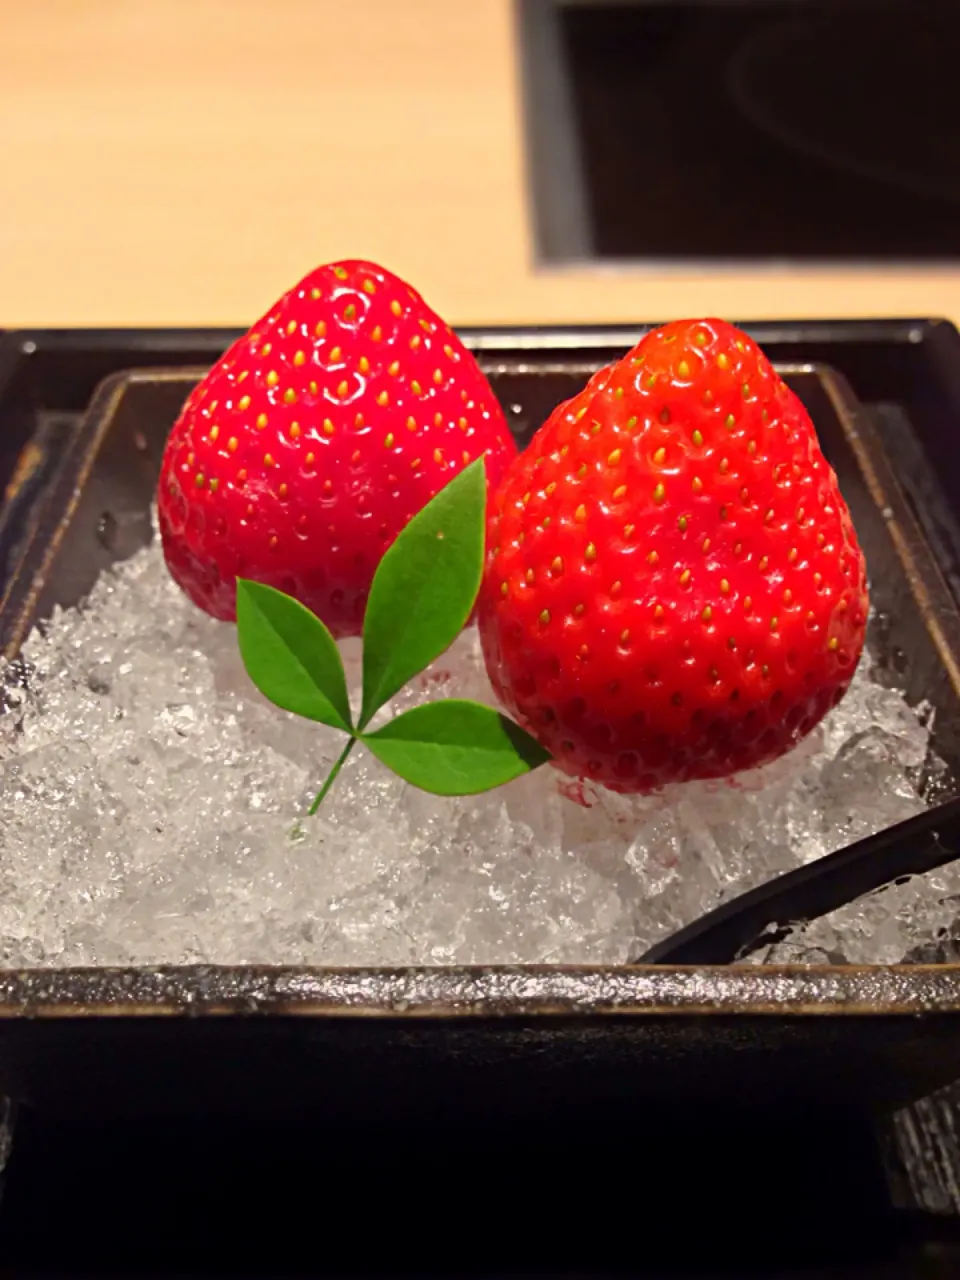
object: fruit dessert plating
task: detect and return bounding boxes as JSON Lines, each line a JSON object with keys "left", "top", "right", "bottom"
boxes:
{"left": 159, "top": 268, "right": 867, "bottom": 808}
{"left": 10, "top": 259, "right": 927, "bottom": 970}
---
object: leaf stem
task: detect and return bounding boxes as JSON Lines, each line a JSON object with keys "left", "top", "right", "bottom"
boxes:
{"left": 308, "top": 736, "right": 358, "bottom": 815}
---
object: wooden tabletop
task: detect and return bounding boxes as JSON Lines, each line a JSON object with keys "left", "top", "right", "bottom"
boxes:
{"left": 2, "top": 0, "right": 959, "bottom": 330}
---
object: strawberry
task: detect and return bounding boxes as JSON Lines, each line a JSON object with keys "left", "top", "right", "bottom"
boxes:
{"left": 157, "top": 260, "right": 517, "bottom": 637}
{"left": 477, "top": 319, "right": 869, "bottom": 794}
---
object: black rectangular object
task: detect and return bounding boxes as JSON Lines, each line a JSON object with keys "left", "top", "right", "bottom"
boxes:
{"left": 521, "top": 0, "right": 960, "bottom": 264}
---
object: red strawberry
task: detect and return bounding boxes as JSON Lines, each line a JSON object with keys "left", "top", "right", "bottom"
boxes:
{"left": 157, "top": 260, "right": 517, "bottom": 637}
{"left": 477, "top": 319, "right": 869, "bottom": 794}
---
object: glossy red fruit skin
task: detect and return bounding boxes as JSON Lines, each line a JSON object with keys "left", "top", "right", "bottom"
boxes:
{"left": 477, "top": 319, "right": 869, "bottom": 794}
{"left": 157, "top": 260, "right": 517, "bottom": 637}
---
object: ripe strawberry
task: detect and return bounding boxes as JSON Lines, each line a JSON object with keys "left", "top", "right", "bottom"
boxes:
{"left": 477, "top": 319, "right": 869, "bottom": 794}
{"left": 157, "top": 260, "right": 517, "bottom": 637}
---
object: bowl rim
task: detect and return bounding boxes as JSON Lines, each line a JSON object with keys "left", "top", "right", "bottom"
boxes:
{"left": 0, "top": 962, "right": 959, "bottom": 1018}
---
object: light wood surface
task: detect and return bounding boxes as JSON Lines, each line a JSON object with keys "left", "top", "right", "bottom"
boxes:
{"left": 2, "top": 0, "right": 958, "bottom": 330}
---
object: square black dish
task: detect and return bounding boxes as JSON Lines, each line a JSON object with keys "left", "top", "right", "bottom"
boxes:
{"left": 3, "top": 322, "right": 960, "bottom": 1269}
{"left": 2, "top": 320, "right": 960, "bottom": 1111}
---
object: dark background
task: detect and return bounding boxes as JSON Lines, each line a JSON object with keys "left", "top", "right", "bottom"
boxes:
{"left": 528, "top": 0, "right": 960, "bottom": 261}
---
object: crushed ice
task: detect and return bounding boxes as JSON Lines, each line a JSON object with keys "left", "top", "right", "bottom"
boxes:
{"left": 0, "top": 536, "right": 955, "bottom": 967}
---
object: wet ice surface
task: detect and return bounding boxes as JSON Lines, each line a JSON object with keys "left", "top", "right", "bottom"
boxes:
{"left": 0, "top": 536, "right": 953, "bottom": 968}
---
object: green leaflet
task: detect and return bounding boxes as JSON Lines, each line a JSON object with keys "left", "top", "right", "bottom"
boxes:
{"left": 359, "top": 458, "right": 485, "bottom": 729}
{"left": 236, "top": 579, "right": 352, "bottom": 732}
{"left": 362, "top": 699, "right": 551, "bottom": 795}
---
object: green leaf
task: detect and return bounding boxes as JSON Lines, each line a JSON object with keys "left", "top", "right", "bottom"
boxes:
{"left": 361, "top": 699, "right": 551, "bottom": 795}
{"left": 236, "top": 579, "right": 352, "bottom": 732}
{"left": 359, "top": 458, "right": 486, "bottom": 730}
